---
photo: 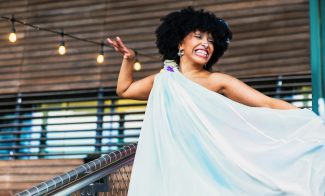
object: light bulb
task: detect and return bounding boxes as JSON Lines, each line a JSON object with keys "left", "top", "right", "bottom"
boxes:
{"left": 133, "top": 61, "right": 141, "bottom": 71}
{"left": 9, "top": 15, "right": 17, "bottom": 43}
{"left": 58, "top": 45, "right": 66, "bottom": 55}
{"left": 9, "top": 32, "right": 17, "bottom": 43}
{"left": 97, "top": 41, "right": 105, "bottom": 63}
{"left": 97, "top": 54, "right": 104, "bottom": 63}
{"left": 58, "top": 29, "right": 66, "bottom": 55}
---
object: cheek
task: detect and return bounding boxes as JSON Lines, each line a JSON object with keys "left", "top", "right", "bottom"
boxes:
{"left": 210, "top": 46, "right": 214, "bottom": 55}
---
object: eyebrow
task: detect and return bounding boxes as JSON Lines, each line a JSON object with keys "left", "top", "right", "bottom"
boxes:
{"left": 193, "top": 31, "right": 214, "bottom": 40}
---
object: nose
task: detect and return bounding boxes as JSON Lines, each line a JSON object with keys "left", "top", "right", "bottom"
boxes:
{"left": 201, "top": 38, "right": 209, "bottom": 48}
{"left": 201, "top": 41, "right": 208, "bottom": 48}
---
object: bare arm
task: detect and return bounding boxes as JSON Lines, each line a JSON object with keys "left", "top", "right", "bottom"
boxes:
{"left": 216, "top": 73, "right": 298, "bottom": 110}
{"left": 107, "top": 37, "right": 156, "bottom": 100}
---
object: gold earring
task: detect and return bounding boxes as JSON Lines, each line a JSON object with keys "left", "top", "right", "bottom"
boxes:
{"left": 177, "top": 49, "right": 184, "bottom": 57}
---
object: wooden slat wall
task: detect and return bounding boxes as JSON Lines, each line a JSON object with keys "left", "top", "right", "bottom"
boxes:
{"left": 0, "top": 159, "right": 84, "bottom": 195}
{"left": 0, "top": 0, "right": 310, "bottom": 94}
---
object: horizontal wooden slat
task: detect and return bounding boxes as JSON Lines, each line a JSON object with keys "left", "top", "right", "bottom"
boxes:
{"left": 0, "top": 166, "right": 78, "bottom": 175}
{"left": 0, "top": 159, "right": 83, "bottom": 167}
{"left": 1, "top": 183, "right": 37, "bottom": 190}
{"left": 0, "top": 158, "right": 83, "bottom": 193}
{"left": 0, "top": 0, "right": 310, "bottom": 94}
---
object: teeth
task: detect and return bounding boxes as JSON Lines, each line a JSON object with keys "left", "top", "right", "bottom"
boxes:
{"left": 195, "top": 49, "right": 208, "bottom": 56}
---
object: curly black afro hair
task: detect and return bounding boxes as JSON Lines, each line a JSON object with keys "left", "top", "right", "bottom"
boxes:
{"left": 155, "top": 7, "right": 232, "bottom": 71}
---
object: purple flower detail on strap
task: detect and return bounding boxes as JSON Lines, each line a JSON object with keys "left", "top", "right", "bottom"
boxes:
{"left": 166, "top": 66, "right": 174, "bottom": 72}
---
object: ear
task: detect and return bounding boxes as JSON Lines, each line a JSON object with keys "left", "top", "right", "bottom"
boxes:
{"left": 178, "top": 42, "right": 184, "bottom": 50}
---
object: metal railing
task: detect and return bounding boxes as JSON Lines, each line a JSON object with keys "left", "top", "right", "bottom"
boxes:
{"left": 16, "top": 144, "right": 137, "bottom": 196}
{"left": 0, "top": 88, "right": 145, "bottom": 159}
{"left": 0, "top": 73, "right": 312, "bottom": 160}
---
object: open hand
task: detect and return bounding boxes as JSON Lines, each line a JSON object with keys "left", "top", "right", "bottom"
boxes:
{"left": 107, "top": 37, "right": 136, "bottom": 60}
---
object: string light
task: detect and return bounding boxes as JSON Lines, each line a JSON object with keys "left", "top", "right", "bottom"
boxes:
{"left": 133, "top": 51, "right": 141, "bottom": 71}
{"left": 133, "top": 60, "right": 142, "bottom": 71}
{"left": 1, "top": 14, "right": 160, "bottom": 68}
{"left": 58, "top": 29, "right": 66, "bottom": 55}
{"left": 96, "top": 41, "right": 104, "bottom": 64}
{"left": 9, "top": 15, "right": 17, "bottom": 43}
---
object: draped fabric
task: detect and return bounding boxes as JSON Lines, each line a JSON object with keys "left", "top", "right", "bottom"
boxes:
{"left": 127, "top": 61, "right": 325, "bottom": 196}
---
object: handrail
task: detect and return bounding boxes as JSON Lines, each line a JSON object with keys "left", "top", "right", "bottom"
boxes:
{"left": 50, "top": 153, "right": 134, "bottom": 196}
{"left": 16, "top": 144, "right": 137, "bottom": 196}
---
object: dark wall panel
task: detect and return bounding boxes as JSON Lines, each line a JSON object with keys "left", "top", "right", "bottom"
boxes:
{"left": 0, "top": 0, "right": 310, "bottom": 94}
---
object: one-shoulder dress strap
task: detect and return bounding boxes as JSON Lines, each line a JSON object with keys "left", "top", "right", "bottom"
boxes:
{"left": 163, "top": 60, "right": 179, "bottom": 72}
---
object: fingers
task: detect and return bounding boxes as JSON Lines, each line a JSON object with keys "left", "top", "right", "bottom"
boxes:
{"left": 107, "top": 37, "right": 123, "bottom": 48}
{"left": 107, "top": 37, "right": 136, "bottom": 60}
{"left": 107, "top": 39, "right": 121, "bottom": 53}
{"left": 116, "top": 37, "right": 126, "bottom": 49}
{"left": 107, "top": 37, "right": 127, "bottom": 52}
{"left": 107, "top": 38, "right": 118, "bottom": 49}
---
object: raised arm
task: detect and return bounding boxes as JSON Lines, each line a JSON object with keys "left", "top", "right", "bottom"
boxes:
{"left": 215, "top": 73, "right": 298, "bottom": 110}
{"left": 107, "top": 37, "right": 156, "bottom": 100}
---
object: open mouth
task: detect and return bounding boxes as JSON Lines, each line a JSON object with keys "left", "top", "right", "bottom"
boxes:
{"left": 194, "top": 49, "right": 209, "bottom": 58}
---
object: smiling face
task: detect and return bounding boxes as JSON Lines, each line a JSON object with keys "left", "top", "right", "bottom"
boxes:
{"left": 179, "top": 30, "right": 214, "bottom": 67}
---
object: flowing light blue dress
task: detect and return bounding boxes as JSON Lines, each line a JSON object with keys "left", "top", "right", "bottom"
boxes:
{"left": 127, "top": 61, "right": 325, "bottom": 196}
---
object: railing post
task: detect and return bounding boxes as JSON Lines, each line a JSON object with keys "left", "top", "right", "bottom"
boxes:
{"left": 95, "top": 87, "right": 104, "bottom": 152}
{"left": 310, "top": 0, "right": 325, "bottom": 114}
{"left": 39, "top": 111, "right": 48, "bottom": 159}
{"left": 12, "top": 93, "right": 22, "bottom": 160}
{"left": 275, "top": 75, "right": 283, "bottom": 99}
{"left": 111, "top": 98, "right": 125, "bottom": 147}
{"left": 118, "top": 114, "right": 125, "bottom": 144}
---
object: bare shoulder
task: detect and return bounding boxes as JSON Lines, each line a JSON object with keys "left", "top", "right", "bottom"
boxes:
{"left": 149, "top": 73, "right": 159, "bottom": 82}
{"left": 208, "top": 72, "right": 238, "bottom": 86}
{"left": 143, "top": 72, "right": 159, "bottom": 82}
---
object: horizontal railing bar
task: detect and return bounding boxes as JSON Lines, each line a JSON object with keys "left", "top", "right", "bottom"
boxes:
{"left": 0, "top": 102, "right": 147, "bottom": 114}
{"left": 0, "top": 127, "right": 141, "bottom": 135}
{"left": 0, "top": 96, "right": 120, "bottom": 107}
{"left": 248, "top": 82, "right": 311, "bottom": 86}
{"left": 0, "top": 143, "right": 137, "bottom": 150}
{"left": 0, "top": 148, "right": 136, "bottom": 158}
{"left": 0, "top": 111, "right": 145, "bottom": 121}
{"left": 263, "top": 90, "right": 311, "bottom": 96}
{"left": 0, "top": 134, "right": 140, "bottom": 143}
{"left": 0, "top": 89, "right": 105, "bottom": 98}
{"left": 240, "top": 74, "right": 311, "bottom": 81}
{"left": 281, "top": 98, "right": 312, "bottom": 102}
{"left": 0, "top": 94, "right": 17, "bottom": 99}
{"left": 0, "top": 119, "right": 143, "bottom": 129}
{"left": 11, "top": 89, "right": 114, "bottom": 98}
{"left": 248, "top": 82, "right": 311, "bottom": 89}
{"left": 0, "top": 95, "right": 134, "bottom": 105}
{"left": 242, "top": 78, "right": 311, "bottom": 84}
{"left": 243, "top": 74, "right": 311, "bottom": 82}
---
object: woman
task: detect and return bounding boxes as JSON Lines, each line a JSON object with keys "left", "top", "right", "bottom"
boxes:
{"left": 108, "top": 7, "right": 325, "bottom": 196}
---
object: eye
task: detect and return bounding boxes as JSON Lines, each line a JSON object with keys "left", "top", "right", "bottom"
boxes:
{"left": 208, "top": 39, "right": 214, "bottom": 43}
{"left": 194, "top": 34, "right": 202, "bottom": 39}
